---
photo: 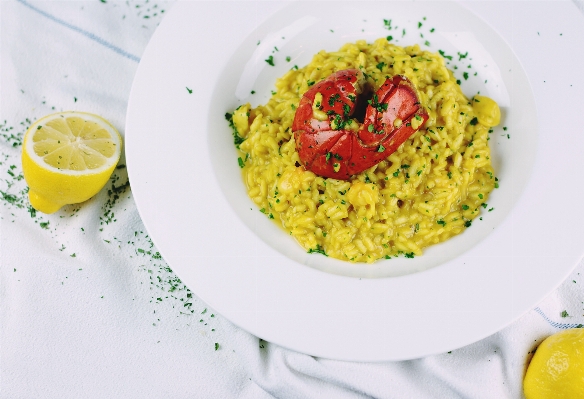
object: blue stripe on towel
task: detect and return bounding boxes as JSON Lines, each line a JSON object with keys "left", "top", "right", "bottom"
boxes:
{"left": 15, "top": 0, "right": 141, "bottom": 63}
{"left": 534, "top": 307, "right": 584, "bottom": 329}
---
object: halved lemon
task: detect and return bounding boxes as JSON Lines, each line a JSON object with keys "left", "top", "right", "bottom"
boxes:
{"left": 22, "top": 111, "right": 122, "bottom": 214}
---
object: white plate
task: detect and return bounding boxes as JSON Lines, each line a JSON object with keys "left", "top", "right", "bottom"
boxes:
{"left": 126, "top": 1, "right": 584, "bottom": 361}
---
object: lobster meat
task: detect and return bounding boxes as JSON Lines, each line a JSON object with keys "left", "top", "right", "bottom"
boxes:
{"left": 292, "top": 69, "right": 428, "bottom": 179}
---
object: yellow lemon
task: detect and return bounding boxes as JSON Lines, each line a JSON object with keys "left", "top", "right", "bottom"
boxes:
{"left": 21, "top": 111, "right": 122, "bottom": 214}
{"left": 524, "top": 328, "right": 584, "bottom": 399}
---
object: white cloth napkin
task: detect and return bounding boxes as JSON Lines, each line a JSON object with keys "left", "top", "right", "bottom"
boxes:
{"left": 2, "top": 1, "right": 583, "bottom": 398}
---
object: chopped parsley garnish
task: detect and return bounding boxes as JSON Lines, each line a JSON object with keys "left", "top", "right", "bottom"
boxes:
{"left": 237, "top": 157, "right": 245, "bottom": 168}
{"left": 367, "top": 94, "right": 388, "bottom": 112}
{"left": 438, "top": 50, "right": 453, "bottom": 60}
{"left": 1, "top": 191, "right": 18, "bottom": 204}
{"left": 343, "top": 104, "right": 351, "bottom": 117}
{"left": 469, "top": 117, "right": 478, "bottom": 126}
{"left": 328, "top": 93, "right": 340, "bottom": 107}
{"left": 225, "top": 112, "right": 245, "bottom": 148}
{"left": 331, "top": 113, "right": 349, "bottom": 131}
{"left": 308, "top": 244, "right": 328, "bottom": 256}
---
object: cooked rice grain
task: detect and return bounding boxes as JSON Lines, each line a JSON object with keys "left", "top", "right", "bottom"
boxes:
{"left": 234, "top": 39, "right": 497, "bottom": 263}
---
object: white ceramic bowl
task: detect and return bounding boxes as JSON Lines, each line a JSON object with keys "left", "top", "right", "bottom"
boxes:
{"left": 126, "top": 1, "right": 584, "bottom": 361}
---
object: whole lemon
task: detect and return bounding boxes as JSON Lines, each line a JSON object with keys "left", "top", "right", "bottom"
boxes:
{"left": 524, "top": 328, "right": 584, "bottom": 399}
{"left": 22, "top": 111, "right": 122, "bottom": 214}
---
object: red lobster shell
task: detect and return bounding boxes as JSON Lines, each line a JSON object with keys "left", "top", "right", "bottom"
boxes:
{"left": 292, "top": 69, "right": 428, "bottom": 179}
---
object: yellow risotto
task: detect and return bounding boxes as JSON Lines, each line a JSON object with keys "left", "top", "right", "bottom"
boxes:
{"left": 228, "top": 38, "right": 499, "bottom": 263}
